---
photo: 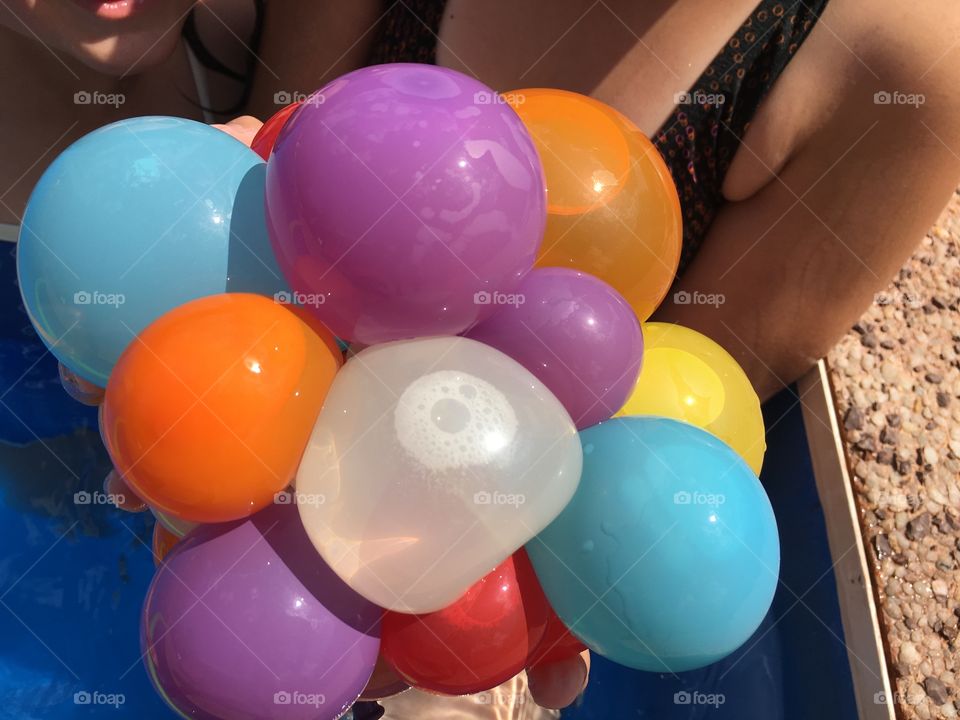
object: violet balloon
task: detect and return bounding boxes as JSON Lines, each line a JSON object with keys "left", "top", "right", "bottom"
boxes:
{"left": 265, "top": 64, "right": 547, "bottom": 344}
{"left": 142, "top": 503, "right": 381, "bottom": 720}
{"left": 466, "top": 268, "right": 643, "bottom": 429}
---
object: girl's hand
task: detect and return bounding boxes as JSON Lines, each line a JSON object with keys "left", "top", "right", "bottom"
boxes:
{"left": 103, "top": 469, "right": 147, "bottom": 513}
{"left": 527, "top": 650, "right": 590, "bottom": 710}
{"left": 58, "top": 363, "right": 104, "bottom": 406}
{"left": 210, "top": 115, "right": 264, "bottom": 147}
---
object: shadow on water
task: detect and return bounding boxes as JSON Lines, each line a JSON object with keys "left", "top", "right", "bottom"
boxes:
{"left": 0, "top": 429, "right": 134, "bottom": 537}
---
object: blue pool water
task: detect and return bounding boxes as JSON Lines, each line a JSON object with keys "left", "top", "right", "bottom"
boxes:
{"left": 0, "top": 242, "right": 858, "bottom": 719}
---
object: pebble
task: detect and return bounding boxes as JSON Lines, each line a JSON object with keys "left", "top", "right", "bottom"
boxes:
{"left": 933, "top": 579, "right": 949, "bottom": 598}
{"left": 901, "top": 641, "right": 922, "bottom": 667}
{"left": 925, "top": 676, "right": 950, "bottom": 705}
{"left": 907, "top": 682, "right": 927, "bottom": 707}
{"left": 874, "top": 534, "right": 894, "bottom": 559}
{"left": 882, "top": 361, "right": 900, "bottom": 383}
{"left": 844, "top": 406, "right": 864, "bottom": 431}
{"left": 907, "top": 513, "right": 933, "bottom": 541}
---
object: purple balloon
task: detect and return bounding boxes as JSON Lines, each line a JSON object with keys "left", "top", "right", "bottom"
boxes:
{"left": 142, "top": 503, "right": 381, "bottom": 720}
{"left": 265, "top": 64, "right": 546, "bottom": 344}
{"left": 466, "top": 268, "right": 643, "bottom": 429}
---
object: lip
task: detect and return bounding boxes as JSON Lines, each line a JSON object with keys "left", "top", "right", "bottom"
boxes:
{"left": 68, "top": 0, "right": 153, "bottom": 20}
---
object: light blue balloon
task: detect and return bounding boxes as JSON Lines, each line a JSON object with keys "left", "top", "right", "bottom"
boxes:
{"left": 526, "top": 416, "right": 779, "bottom": 672}
{"left": 17, "top": 116, "right": 287, "bottom": 386}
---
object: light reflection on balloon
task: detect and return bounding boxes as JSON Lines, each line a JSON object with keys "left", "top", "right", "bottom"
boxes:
{"left": 617, "top": 322, "right": 765, "bottom": 474}
{"left": 506, "top": 88, "right": 681, "bottom": 322}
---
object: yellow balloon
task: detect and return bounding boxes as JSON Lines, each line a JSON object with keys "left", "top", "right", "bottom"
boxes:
{"left": 507, "top": 88, "right": 682, "bottom": 321}
{"left": 617, "top": 322, "right": 766, "bottom": 474}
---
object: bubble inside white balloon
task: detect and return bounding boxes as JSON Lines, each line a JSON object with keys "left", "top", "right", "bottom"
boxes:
{"left": 394, "top": 370, "right": 519, "bottom": 472}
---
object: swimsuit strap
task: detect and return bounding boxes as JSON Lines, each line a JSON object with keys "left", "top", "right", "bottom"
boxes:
{"left": 368, "top": 0, "right": 447, "bottom": 65}
{"left": 654, "top": 0, "right": 831, "bottom": 273}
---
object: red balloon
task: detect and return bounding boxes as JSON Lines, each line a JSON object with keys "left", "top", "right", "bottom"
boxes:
{"left": 250, "top": 101, "right": 301, "bottom": 160}
{"left": 381, "top": 550, "right": 549, "bottom": 695}
{"left": 527, "top": 605, "right": 588, "bottom": 667}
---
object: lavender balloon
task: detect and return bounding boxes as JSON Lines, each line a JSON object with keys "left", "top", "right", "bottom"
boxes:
{"left": 142, "top": 503, "right": 381, "bottom": 720}
{"left": 265, "top": 64, "right": 546, "bottom": 344}
{"left": 466, "top": 268, "right": 643, "bottom": 429}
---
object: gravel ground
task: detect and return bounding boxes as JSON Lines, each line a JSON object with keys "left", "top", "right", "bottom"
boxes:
{"left": 828, "top": 190, "right": 960, "bottom": 719}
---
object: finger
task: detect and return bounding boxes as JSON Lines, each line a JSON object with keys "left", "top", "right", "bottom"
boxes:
{"left": 59, "top": 363, "right": 104, "bottom": 406}
{"left": 527, "top": 650, "right": 590, "bottom": 710}
{"left": 211, "top": 115, "right": 264, "bottom": 147}
{"left": 104, "top": 469, "right": 147, "bottom": 512}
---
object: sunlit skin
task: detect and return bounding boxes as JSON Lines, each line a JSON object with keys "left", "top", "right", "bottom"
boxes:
{"left": 151, "top": 520, "right": 179, "bottom": 565}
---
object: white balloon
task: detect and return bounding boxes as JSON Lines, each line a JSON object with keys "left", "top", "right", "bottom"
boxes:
{"left": 296, "top": 336, "right": 582, "bottom": 613}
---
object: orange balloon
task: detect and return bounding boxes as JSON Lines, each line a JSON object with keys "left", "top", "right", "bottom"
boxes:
{"left": 507, "top": 89, "right": 682, "bottom": 320}
{"left": 152, "top": 521, "right": 180, "bottom": 566}
{"left": 103, "top": 293, "right": 339, "bottom": 523}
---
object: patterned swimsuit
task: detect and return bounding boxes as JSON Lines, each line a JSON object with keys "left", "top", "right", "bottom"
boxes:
{"left": 369, "top": 0, "right": 831, "bottom": 276}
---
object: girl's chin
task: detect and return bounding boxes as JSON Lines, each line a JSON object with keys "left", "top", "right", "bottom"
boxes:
{"left": 73, "top": 28, "right": 182, "bottom": 75}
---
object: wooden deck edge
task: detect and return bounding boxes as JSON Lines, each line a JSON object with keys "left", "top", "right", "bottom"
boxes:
{"left": 798, "top": 360, "right": 896, "bottom": 720}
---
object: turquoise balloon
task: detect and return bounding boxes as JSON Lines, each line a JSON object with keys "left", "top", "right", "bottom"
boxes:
{"left": 17, "top": 117, "right": 286, "bottom": 386}
{"left": 526, "top": 416, "right": 779, "bottom": 672}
